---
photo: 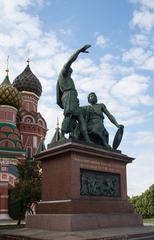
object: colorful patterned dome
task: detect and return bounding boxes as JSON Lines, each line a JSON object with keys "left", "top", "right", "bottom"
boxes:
{"left": 0, "top": 75, "right": 21, "bottom": 109}
{"left": 13, "top": 64, "right": 42, "bottom": 97}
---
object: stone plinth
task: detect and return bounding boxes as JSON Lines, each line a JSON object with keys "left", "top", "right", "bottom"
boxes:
{"left": 26, "top": 140, "right": 142, "bottom": 231}
{"left": 26, "top": 213, "right": 142, "bottom": 231}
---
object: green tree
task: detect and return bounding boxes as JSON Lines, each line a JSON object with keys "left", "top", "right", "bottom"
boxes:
{"left": 129, "top": 184, "right": 154, "bottom": 218}
{"left": 9, "top": 160, "right": 42, "bottom": 225}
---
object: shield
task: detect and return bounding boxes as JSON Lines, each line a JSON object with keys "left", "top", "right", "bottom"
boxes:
{"left": 112, "top": 126, "right": 124, "bottom": 150}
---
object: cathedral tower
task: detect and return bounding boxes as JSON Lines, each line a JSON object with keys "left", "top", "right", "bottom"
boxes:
{"left": 0, "top": 71, "right": 25, "bottom": 219}
{"left": 0, "top": 61, "right": 47, "bottom": 219}
{"left": 13, "top": 62, "right": 47, "bottom": 159}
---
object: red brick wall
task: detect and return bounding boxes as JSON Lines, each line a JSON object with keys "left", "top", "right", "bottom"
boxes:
{"left": 0, "top": 183, "right": 8, "bottom": 214}
{"left": 0, "top": 106, "right": 17, "bottom": 124}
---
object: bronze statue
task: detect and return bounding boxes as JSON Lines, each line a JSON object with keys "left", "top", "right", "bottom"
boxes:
{"left": 73, "top": 92, "right": 124, "bottom": 149}
{"left": 83, "top": 92, "right": 124, "bottom": 149}
{"left": 56, "top": 45, "right": 124, "bottom": 150}
{"left": 56, "top": 44, "right": 92, "bottom": 143}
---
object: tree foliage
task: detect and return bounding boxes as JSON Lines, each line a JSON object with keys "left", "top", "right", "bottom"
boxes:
{"left": 129, "top": 184, "right": 154, "bottom": 218}
{"left": 9, "top": 160, "right": 42, "bottom": 224}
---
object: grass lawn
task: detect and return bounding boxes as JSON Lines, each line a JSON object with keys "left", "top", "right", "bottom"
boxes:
{"left": 143, "top": 218, "right": 154, "bottom": 224}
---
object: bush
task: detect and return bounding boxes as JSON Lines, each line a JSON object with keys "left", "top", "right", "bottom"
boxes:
{"left": 129, "top": 184, "right": 154, "bottom": 218}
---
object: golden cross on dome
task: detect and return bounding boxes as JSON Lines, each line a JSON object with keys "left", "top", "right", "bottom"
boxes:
{"left": 27, "top": 58, "right": 30, "bottom": 65}
{"left": 6, "top": 56, "right": 9, "bottom": 75}
{"left": 56, "top": 116, "right": 60, "bottom": 129}
{"left": 26, "top": 47, "right": 31, "bottom": 65}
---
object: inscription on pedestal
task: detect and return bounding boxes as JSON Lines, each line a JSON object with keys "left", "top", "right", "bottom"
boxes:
{"left": 80, "top": 169, "right": 121, "bottom": 197}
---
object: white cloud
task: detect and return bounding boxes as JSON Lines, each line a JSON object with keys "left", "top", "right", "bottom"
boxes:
{"left": 130, "top": 0, "right": 154, "bottom": 10}
{"left": 128, "top": 152, "right": 154, "bottom": 196}
{"left": 130, "top": 0, "right": 154, "bottom": 30}
{"left": 111, "top": 74, "right": 149, "bottom": 98}
{"left": 130, "top": 34, "right": 149, "bottom": 47}
{"left": 74, "top": 58, "right": 98, "bottom": 75}
{"left": 95, "top": 33, "right": 108, "bottom": 48}
{"left": 141, "top": 0, "right": 154, "bottom": 9}
{"left": 0, "top": 0, "right": 67, "bottom": 74}
{"left": 139, "top": 95, "right": 154, "bottom": 105}
{"left": 131, "top": 10, "right": 154, "bottom": 31}
{"left": 133, "top": 131, "right": 154, "bottom": 145}
{"left": 38, "top": 103, "right": 63, "bottom": 145}
{"left": 140, "top": 0, "right": 154, "bottom": 10}
{"left": 125, "top": 129, "right": 153, "bottom": 144}
{"left": 123, "top": 115, "right": 145, "bottom": 126}
{"left": 122, "top": 47, "right": 154, "bottom": 71}
{"left": 143, "top": 56, "right": 154, "bottom": 71}
{"left": 0, "top": 0, "right": 69, "bottom": 144}
{"left": 122, "top": 47, "right": 152, "bottom": 65}
{"left": 110, "top": 73, "right": 154, "bottom": 108}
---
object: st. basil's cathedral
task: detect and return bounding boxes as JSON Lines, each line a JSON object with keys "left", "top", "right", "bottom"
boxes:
{"left": 0, "top": 62, "right": 47, "bottom": 219}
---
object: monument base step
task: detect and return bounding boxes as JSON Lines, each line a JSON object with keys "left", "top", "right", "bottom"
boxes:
{"left": 26, "top": 213, "right": 143, "bottom": 231}
{"left": 0, "top": 214, "right": 11, "bottom": 220}
{"left": 36, "top": 199, "right": 134, "bottom": 214}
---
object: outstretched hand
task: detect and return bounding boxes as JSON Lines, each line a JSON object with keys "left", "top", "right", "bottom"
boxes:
{"left": 79, "top": 44, "right": 91, "bottom": 53}
{"left": 118, "top": 124, "right": 124, "bottom": 129}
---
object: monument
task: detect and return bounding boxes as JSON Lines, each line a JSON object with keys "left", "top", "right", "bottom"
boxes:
{"left": 26, "top": 45, "right": 143, "bottom": 231}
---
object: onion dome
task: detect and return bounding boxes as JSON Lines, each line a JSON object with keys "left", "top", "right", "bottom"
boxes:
{"left": 13, "top": 63, "right": 42, "bottom": 97}
{"left": 0, "top": 74, "right": 21, "bottom": 109}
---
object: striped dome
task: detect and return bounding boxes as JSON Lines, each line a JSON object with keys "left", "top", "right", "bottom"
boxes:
{"left": 0, "top": 75, "right": 21, "bottom": 109}
{"left": 13, "top": 64, "right": 42, "bottom": 97}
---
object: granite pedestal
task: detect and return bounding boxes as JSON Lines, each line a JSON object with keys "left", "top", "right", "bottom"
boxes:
{"left": 26, "top": 140, "right": 142, "bottom": 231}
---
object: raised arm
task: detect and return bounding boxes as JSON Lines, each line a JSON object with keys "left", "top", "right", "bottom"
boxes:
{"left": 63, "top": 44, "right": 91, "bottom": 76}
{"left": 102, "top": 104, "right": 122, "bottom": 128}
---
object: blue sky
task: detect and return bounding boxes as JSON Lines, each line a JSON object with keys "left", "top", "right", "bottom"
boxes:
{"left": 0, "top": 0, "right": 154, "bottom": 196}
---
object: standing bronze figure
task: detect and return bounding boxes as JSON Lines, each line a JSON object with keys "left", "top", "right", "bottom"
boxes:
{"left": 56, "top": 45, "right": 124, "bottom": 150}
{"left": 56, "top": 45, "right": 91, "bottom": 142}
